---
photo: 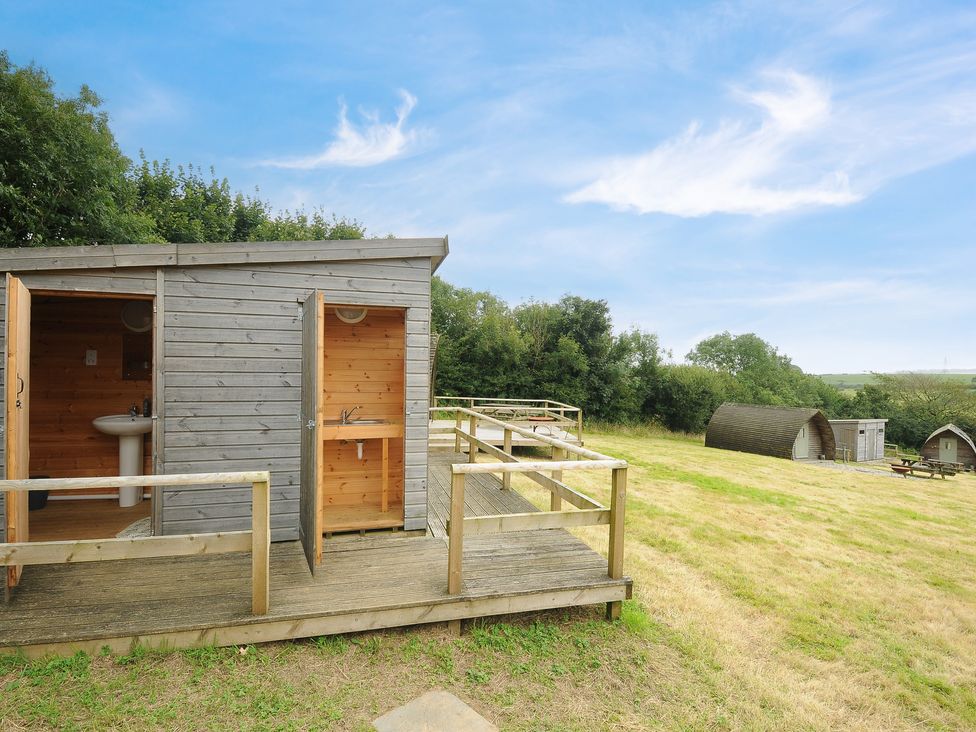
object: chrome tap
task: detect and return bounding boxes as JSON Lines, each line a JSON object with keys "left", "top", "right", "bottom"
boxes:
{"left": 340, "top": 406, "right": 362, "bottom": 424}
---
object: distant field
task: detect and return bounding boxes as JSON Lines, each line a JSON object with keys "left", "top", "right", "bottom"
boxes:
{"left": 2, "top": 428, "right": 975, "bottom": 730}
{"left": 819, "top": 372, "right": 976, "bottom": 390}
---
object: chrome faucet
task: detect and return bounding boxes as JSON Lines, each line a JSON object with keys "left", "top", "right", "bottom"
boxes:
{"left": 340, "top": 406, "right": 362, "bottom": 424}
{"left": 128, "top": 404, "right": 139, "bottom": 417}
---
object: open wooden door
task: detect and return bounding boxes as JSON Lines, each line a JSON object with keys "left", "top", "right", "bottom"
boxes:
{"left": 5, "top": 274, "right": 30, "bottom": 591}
{"left": 299, "top": 290, "right": 323, "bottom": 573}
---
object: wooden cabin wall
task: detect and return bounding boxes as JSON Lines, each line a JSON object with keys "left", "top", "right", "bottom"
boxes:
{"left": 30, "top": 297, "right": 153, "bottom": 496}
{"left": 160, "top": 258, "right": 432, "bottom": 539}
{"left": 0, "top": 255, "right": 433, "bottom": 542}
{"left": 322, "top": 308, "right": 405, "bottom": 519}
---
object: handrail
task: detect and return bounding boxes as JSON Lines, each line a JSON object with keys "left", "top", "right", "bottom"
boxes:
{"left": 431, "top": 396, "right": 584, "bottom": 445}
{"left": 0, "top": 471, "right": 271, "bottom": 615}
{"left": 433, "top": 407, "right": 626, "bottom": 620}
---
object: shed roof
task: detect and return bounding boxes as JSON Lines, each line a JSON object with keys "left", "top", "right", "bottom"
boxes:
{"left": 828, "top": 418, "right": 889, "bottom": 425}
{"left": 0, "top": 237, "right": 449, "bottom": 274}
{"left": 705, "top": 402, "right": 836, "bottom": 460}
{"left": 923, "top": 424, "right": 976, "bottom": 455}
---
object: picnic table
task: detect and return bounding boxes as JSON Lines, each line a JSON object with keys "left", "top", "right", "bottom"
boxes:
{"left": 890, "top": 457, "right": 958, "bottom": 479}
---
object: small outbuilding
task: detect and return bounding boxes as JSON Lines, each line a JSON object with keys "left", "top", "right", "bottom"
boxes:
{"left": 828, "top": 418, "right": 889, "bottom": 462}
{"left": 921, "top": 424, "right": 976, "bottom": 469}
{"left": 705, "top": 403, "right": 836, "bottom": 461}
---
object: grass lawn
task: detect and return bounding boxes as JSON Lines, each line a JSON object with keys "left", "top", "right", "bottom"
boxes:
{"left": 3, "top": 428, "right": 976, "bottom": 730}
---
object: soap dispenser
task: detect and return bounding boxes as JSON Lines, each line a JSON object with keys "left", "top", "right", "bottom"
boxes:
{"left": 143, "top": 397, "right": 151, "bottom": 418}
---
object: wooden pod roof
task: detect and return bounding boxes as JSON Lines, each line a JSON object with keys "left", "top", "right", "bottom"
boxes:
{"left": 923, "top": 424, "right": 976, "bottom": 455}
{"left": 705, "top": 402, "right": 836, "bottom": 460}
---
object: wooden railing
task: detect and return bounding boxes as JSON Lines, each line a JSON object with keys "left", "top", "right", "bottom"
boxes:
{"left": 432, "top": 396, "right": 583, "bottom": 444}
{"left": 0, "top": 471, "right": 271, "bottom": 615}
{"left": 431, "top": 407, "right": 627, "bottom": 619}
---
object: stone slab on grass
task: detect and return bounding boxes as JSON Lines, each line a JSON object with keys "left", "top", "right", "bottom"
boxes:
{"left": 373, "top": 689, "right": 498, "bottom": 732}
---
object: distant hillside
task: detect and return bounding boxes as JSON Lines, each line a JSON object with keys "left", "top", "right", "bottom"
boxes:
{"left": 819, "top": 372, "right": 976, "bottom": 390}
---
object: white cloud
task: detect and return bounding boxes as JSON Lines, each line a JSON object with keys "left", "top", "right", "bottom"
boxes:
{"left": 263, "top": 90, "right": 421, "bottom": 169}
{"left": 566, "top": 57, "right": 976, "bottom": 218}
{"left": 565, "top": 70, "right": 860, "bottom": 217}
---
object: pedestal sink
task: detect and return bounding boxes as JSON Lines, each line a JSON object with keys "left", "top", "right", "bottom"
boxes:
{"left": 93, "top": 415, "right": 153, "bottom": 507}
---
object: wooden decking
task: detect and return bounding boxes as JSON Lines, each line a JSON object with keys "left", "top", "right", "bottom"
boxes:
{"left": 0, "top": 451, "right": 630, "bottom": 657}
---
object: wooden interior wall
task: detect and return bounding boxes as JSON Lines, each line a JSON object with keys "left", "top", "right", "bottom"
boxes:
{"left": 322, "top": 307, "right": 405, "bottom": 518}
{"left": 30, "top": 297, "right": 153, "bottom": 496}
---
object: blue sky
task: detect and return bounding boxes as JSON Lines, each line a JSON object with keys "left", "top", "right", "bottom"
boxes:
{"left": 3, "top": 1, "right": 975, "bottom": 373}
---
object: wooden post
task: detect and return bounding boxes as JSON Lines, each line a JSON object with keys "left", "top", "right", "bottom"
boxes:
{"left": 381, "top": 437, "right": 389, "bottom": 512}
{"left": 468, "top": 414, "right": 478, "bottom": 463}
{"left": 577, "top": 410, "right": 584, "bottom": 446}
{"left": 550, "top": 447, "right": 564, "bottom": 511}
{"left": 251, "top": 479, "right": 271, "bottom": 615}
{"left": 606, "top": 467, "right": 627, "bottom": 621}
{"left": 454, "top": 411, "right": 462, "bottom": 453}
{"left": 447, "top": 472, "right": 465, "bottom": 594}
{"left": 502, "top": 429, "right": 512, "bottom": 489}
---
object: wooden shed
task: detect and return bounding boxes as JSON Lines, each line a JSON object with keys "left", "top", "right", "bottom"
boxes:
{"left": 705, "top": 403, "right": 836, "bottom": 460}
{"left": 828, "top": 418, "right": 889, "bottom": 461}
{"left": 921, "top": 424, "right": 976, "bottom": 469}
{"left": 0, "top": 238, "right": 448, "bottom": 564}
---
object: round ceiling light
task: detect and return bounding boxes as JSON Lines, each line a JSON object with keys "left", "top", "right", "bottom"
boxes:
{"left": 335, "top": 306, "right": 368, "bottom": 324}
{"left": 121, "top": 300, "right": 153, "bottom": 332}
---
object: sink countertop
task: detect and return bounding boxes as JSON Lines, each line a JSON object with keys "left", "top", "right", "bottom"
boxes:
{"left": 320, "top": 421, "right": 404, "bottom": 441}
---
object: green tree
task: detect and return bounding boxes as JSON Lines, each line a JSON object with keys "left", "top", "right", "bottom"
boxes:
{"left": 652, "top": 365, "right": 732, "bottom": 433}
{"left": 0, "top": 52, "right": 156, "bottom": 246}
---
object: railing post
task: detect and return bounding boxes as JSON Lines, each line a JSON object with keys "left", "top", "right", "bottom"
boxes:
{"left": 454, "top": 410, "right": 463, "bottom": 453}
{"left": 550, "top": 447, "right": 564, "bottom": 510}
{"left": 448, "top": 471, "right": 465, "bottom": 594}
{"left": 251, "top": 477, "right": 271, "bottom": 615}
{"left": 502, "top": 428, "right": 512, "bottom": 489}
{"left": 468, "top": 413, "right": 478, "bottom": 463}
{"left": 577, "top": 409, "right": 584, "bottom": 446}
{"left": 606, "top": 467, "right": 627, "bottom": 621}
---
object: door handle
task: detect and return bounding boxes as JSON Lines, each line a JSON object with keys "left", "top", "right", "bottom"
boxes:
{"left": 16, "top": 375, "right": 24, "bottom": 408}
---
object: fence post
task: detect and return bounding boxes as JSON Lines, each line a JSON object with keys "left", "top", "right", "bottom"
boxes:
{"left": 251, "top": 477, "right": 271, "bottom": 615}
{"left": 468, "top": 413, "right": 478, "bottom": 463}
{"left": 448, "top": 471, "right": 465, "bottom": 594}
{"left": 454, "top": 410, "right": 462, "bottom": 453}
{"left": 550, "top": 447, "right": 564, "bottom": 510}
{"left": 502, "top": 428, "right": 512, "bottom": 489}
{"left": 577, "top": 409, "right": 584, "bottom": 447}
{"left": 606, "top": 466, "right": 627, "bottom": 621}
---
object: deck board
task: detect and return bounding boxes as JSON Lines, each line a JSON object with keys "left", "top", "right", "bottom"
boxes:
{"left": 0, "top": 451, "right": 629, "bottom": 654}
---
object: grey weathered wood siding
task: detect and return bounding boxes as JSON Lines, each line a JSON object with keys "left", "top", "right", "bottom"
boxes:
{"left": 160, "top": 258, "right": 432, "bottom": 539}
{"left": 0, "top": 239, "right": 442, "bottom": 544}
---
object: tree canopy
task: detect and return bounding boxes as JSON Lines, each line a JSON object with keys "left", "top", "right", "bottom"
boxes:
{"left": 0, "top": 52, "right": 364, "bottom": 247}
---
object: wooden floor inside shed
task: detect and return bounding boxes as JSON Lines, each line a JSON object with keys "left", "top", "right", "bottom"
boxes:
{"left": 1, "top": 451, "right": 629, "bottom": 656}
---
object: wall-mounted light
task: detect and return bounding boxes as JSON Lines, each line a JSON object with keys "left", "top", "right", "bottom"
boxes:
{"left": 334, "top": 306, "right": 367, "bottom": 324}
{"left": 121, "top": 300, "right": 153, "bottom": 332}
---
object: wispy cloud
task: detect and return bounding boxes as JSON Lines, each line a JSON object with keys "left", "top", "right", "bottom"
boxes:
{"left": 566, "top": 48, "right": 976, "bottom": 218}
{"left": 565, "top": 70, "right": 859, "bottom": 217}
{"left": 263, "top": 90, "right": 421, "bottom": 169}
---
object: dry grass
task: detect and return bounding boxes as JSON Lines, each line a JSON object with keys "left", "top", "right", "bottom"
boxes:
{"left": 2, "top": 429, "right": 975, "bottom": 730}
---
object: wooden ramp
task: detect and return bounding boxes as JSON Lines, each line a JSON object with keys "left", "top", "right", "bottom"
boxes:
{"left": 0, "top": 452, "right": 630, "bottom": 657}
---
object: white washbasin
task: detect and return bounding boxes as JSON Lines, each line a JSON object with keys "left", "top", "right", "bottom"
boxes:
{"left": 93, "top": 414, "right": 153, "bottom": 436}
